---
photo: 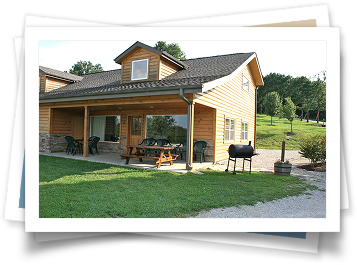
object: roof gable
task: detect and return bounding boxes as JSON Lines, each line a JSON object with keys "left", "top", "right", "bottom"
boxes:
{"left": 39, "top": 66, "right": 83, "bottom": 82}
{"left": 114, "top": 41, "right": 188, "bottom": 69}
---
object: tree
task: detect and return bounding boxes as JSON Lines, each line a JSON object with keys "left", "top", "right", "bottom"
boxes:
{"left": 281, "top": 97, "right": 297, "bottom": 132}
{"left": 67, "top": 60, "right": 103, "bottom": 76}
{"left": 263, "top": 92, "right": 282, "bottom": 126}
{"left": 146, "top": 116, "right": 176, "bottom": 138}
{"left": 154, "top": 41, "right": 186, "bottom": 60}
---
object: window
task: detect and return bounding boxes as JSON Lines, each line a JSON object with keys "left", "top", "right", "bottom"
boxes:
{"left": 131, "top": 59, "right": 149, "bottom": 81}
{"left": 243, "top": 75, "right": 249, "bottom": 92}
{"left": 146, "top": 115, "right": 187, "bottom": 144}
{"left": 225, "top": 118, "right": 235, "bottom": 141}
{"left": 90, "top": 116, "right": 121, "bottom": 142}
{"left": 242, "top": 122, "right": 248, "bottom": 141}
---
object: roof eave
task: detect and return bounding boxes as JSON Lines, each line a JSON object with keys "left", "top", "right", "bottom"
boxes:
{"left": 39, "top": 84, "right": 203, "bottom": 103}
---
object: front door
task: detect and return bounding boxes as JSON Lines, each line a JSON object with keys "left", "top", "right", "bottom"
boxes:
{"left": 128, "top": 116, "right": 142, "bottom": 146}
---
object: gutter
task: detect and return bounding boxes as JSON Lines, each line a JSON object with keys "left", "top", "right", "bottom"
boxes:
{"left": 179, "top": 88, "right": 193, "bottom": 170}
{"left": 39, "top": 84, "right": 203, "bottom": 103}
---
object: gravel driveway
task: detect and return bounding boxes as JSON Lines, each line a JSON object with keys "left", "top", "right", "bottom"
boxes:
{"left": 194, "top": 149, "right": 326, "bottom": 218}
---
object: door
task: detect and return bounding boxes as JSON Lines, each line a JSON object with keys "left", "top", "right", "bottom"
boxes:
{"left": 128, "top": 116, "right": 143, "bottom": 145}
{"left": 72, "top": 116, "right": 84, "bottom": 140}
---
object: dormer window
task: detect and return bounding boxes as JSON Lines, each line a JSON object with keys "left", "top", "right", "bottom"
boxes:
{"left": 131, "top": 59, "right": 149, "bottom": 81}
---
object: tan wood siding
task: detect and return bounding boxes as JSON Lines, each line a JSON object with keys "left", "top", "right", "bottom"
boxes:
{"left": 194, "top": 64, "right": 257, "bottom": 162}
{"left": 39, "top": 106, "right": 50, "bottom": 133}
{"left": 45, "top": 76, "right": 71, "bottom": 93}
{"left": 160, "top": 58, "right": 181, "bottom": 79}
{"left": 121, "top": 48, "right": 160, "bottom": 83}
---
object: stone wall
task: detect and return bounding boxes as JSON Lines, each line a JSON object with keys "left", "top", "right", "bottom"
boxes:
{"left": 39, "top": 133, "right": 67, "bottom": 153}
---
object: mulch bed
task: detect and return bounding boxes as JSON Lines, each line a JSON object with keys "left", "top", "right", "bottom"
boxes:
{"left": 296, "top": 162, "right": 326, "bottom": 172}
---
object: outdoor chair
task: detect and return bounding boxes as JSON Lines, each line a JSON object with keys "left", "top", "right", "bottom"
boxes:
{"left": 88, "top": 136, "right": 100, "bottom": 155}
{"left": 154, "top": 139, "right": 172, "bottom": 154}
{"left": 176, "top": 141, "right": 187, "bottom": 160}
{"left": 64, "top": 136, "right": 79, "bottom": 156}
{"left": 139, "top": 138, "right": 157, "bottom": 156}
{"left": 193, "top": 141, "right": 207, "bottom": 163}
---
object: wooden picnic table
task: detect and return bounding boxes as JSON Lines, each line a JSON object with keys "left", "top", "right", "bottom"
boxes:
{"left": 120, "top": 145, "right": 179, "bottom": 168}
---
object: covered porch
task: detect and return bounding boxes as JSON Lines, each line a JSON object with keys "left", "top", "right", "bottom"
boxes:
{"left": 39, "top": 151, "right": 213, "bottom": 174}
{"left": 39, "top": 92, "right": 216, "bottom": 170}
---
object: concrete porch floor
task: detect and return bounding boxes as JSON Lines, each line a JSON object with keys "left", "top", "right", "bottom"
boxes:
{"left": 39, "top": 151, "right": 213, "bottom": 174}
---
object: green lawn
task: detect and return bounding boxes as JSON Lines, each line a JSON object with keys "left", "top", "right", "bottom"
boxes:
{"left": 256, "top": 114, "right": 326, "bottom": 150}
{"left": 39, "top": 155, "right": 318, "bottom": 218}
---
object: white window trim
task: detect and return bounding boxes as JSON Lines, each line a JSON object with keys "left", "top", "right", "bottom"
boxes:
{"left": 243, "top": 75, "right": 249, "bottom": 92}
{"left": 225, "top": 117, "right": 235, "bottom": 142}
{"left": 131, "top": 59, "right": 149, "bottom": 81}
{"left": 242, "top": 121, "right": 248, "bottom": 141}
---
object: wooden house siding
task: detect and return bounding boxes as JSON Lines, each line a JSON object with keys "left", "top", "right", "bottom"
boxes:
{"left": 194, "top": 63, "right": 257, "bottom": 162}
{"left": 39, "top": 73, "right": 72, "bottom": 94}
{"left": 120, "top": 47, "right": 181, "bottom": 84}
{"left": 160, "top": 58, "right": 181, "bottom": 79}
{"left": 121, "top": 48, "right": 160, "bottom": 83}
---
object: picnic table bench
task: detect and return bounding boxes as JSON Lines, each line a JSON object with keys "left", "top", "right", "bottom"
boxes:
{"left": 120, "top": 145, "right": 178, "bottom": 168}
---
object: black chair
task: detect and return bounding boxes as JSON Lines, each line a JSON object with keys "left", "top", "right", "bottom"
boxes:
{"left": 176, "top": 141, "right": 187, "bottom": 160}
{"left": 64, "top": 136, "right": 78, "bottom": 156}
{"left": 154, "top": 139, "right": 171, "bottom": 154}
{"left": 88, "top": 136, "right": 100, "bottom": 155}
{"left": 193, "top": 141, "right": 207, "bottom": 163}
{"left": 139, "top": 138, "right": 156, "bottom": 156}
{"left": 156, "top": 139, "right": 171, "bottom": 147}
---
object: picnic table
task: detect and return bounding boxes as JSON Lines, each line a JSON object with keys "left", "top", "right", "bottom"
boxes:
{"left": 120, "top": 145, "right": 179, "bottom": 168}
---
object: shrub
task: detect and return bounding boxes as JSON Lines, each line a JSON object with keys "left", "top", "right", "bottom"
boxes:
{"left": 298, "top": 134, "right": 326, "bottom": 168}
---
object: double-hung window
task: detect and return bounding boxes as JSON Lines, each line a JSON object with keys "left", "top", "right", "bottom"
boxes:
{"left": 131, "top": 59, "right": 149, "bottom": 81}
{"left": 225, "top": 117, "right": 235, "bottom": 141}
{"left": 242, "top": 121, "right": 248, "bottom": 141}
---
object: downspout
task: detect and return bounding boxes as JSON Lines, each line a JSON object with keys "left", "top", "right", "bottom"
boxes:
{"left": 180, "top": 88, "right": 193, "bottom": 170}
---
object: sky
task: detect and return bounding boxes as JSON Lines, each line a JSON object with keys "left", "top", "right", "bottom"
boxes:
{"left": 39, "top": 40, "right": 326, "bottom": 79}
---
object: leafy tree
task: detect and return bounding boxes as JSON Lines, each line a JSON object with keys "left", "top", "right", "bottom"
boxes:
{"left": 67, "top": 60, "right": 103, "bottom": 76}
{"left": 146, "top": 116, "right": 176, "bottom": 138}
{"left": 154, "top": 41, "right": 186, "bottom": 60}
{"left": 263, "top": 92, "right": 282, "bottom": 126}
{"left": 281, "top": 97, "right": 297, "bottom": 132}
{"left": 167, "top": 125, "right": 187, "bottom": 144}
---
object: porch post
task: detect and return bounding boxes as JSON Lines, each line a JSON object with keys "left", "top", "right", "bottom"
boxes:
{"left": 83, "top": 106, "right": 90, "bottom": 157}
{"left": 180, "top": 89, "right": 194, "bottom": 170}
{"left": 189, "top": 102, "right": 195, "bottom": 167}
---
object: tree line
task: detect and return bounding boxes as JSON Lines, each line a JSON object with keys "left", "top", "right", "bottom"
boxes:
{"left": 258, "top": 72, "right": 326, "bottom": 124}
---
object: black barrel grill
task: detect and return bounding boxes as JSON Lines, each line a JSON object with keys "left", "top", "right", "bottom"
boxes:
{"left": 225, "top": 142, "right": 258, "bottom": 174}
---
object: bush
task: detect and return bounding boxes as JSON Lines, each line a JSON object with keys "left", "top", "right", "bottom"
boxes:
{"left": 298, "top": 134, "right": 326, "bottom": 168}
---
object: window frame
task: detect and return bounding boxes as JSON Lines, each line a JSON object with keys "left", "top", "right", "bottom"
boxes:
{"left": 241, "top": 121, "right": 248, "bottom": 141}
{"left": 243, "top": 75, "right": 249, "bottom": 92}
{"left": 131, "top": 59, "right": 149, "bottom": 81}
{"left": 225, "top": 117, "right": 235, "bottom": 142}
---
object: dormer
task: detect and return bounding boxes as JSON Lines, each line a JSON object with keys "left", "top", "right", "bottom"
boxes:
{"left": 114, "top": 41, "right": 188, "bottom": 84}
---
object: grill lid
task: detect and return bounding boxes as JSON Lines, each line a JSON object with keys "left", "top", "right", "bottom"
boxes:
{"left": 228, "top": 144, "right": 254, "bottom": 158}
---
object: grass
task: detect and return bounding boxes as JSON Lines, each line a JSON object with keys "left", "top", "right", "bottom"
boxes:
{"left": 256, "top": 114, "right": 326, "bottom": 150}
{"left": 39, "top": 155, "right": 318, "bottom": 218}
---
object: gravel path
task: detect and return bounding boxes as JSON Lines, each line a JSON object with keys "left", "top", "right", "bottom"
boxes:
{"left": 193, "top": 149, "right": 326, "bottom": 218}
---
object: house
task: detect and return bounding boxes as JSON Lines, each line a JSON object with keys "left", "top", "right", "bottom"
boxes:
{"left": 39, "top": 41, "right": 264, "bottom": 169}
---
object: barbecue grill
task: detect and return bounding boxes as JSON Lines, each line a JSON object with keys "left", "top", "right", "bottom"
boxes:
{"left": 225, "top": 142, "right": 258, "bottom": 174}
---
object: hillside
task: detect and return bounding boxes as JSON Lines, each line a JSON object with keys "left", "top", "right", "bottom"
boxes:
{"left": 256, "top": 114, "right": 326, "bottom": 150}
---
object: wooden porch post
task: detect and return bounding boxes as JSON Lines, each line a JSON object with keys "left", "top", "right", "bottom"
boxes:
{"left": 83, "top": 106, "right": 90, "bottom": 157}
{"left": 189, "top": 102, "right": 195, "bottom": 167}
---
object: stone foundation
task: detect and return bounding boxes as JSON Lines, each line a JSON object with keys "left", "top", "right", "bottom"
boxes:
{"left": 39, "top": 133, "right": 67, "bottom": 153}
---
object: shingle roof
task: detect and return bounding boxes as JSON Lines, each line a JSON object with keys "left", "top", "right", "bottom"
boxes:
{"left": 39, "top": 66, "right": 83, "bottom": 82}
{"left": 39, "top": 52, "right": 255, "bottom": 99}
